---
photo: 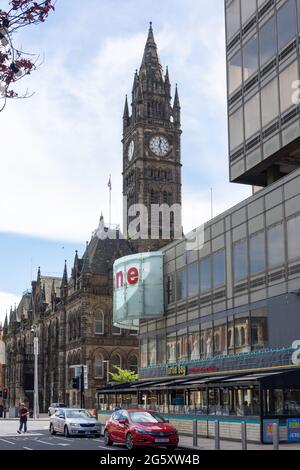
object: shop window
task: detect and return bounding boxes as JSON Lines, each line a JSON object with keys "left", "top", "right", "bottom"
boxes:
{"left": 188, "top": 262, "right": 199, "bottom": 297}
{"left": 200, "top": 257, "right": 212, "bottom": 293}
{"left": 250, "top": 231, "right": 266, "bottom": 274}
{"left": 277, "top": 0, "right": 296, "bottom": 51}
{"left": 267, "top": 223, "right": 285, "bottom": 268}
{"left": 213, "top": 250, "right": 226, "bottom": 288}
{"left": 176, "top": 268, "right": 187, "bottom": 301}
{"left": 288, "top": 214, "right": 300, "bottom": 261}
{"left": 233, "top": 238, "right": 248, "bottom": 283}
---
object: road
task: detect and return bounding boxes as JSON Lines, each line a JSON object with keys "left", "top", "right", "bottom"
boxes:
{"left": 0, "top": 419, "right": 126, "bottom": 450}
{"left": 0, "top": 419, "right": 190, "bottom": 451}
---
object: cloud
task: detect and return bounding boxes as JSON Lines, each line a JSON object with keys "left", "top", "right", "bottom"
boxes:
{"left": 0, "top": 1, "right": 250, "bottom": 245}
{"left": 0, "top": 292, "right": 21, "bottom": 325}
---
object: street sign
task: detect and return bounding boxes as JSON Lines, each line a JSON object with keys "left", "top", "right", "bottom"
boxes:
{"left": 83, "top": 365, "right": 88, "bottom": 390}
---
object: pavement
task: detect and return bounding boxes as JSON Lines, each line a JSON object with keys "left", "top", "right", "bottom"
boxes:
{"left": 178, "top": 434, "right": 300, "bottom": 451}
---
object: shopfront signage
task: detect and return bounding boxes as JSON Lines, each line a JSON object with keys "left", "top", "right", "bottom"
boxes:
{"left": 113, "top": 252, "right": 164, "bottom": 330}
{"left": 288, "top": 419, "right": 300, "bottom": 442}
{"left": 263, "top": 419, "right": 279, "bottom": 444}
{"left": 167, "top": 365, "right": 187, "bottom": 376}
{"left": 188, "top": 366, "right": 219, "bottom": 374}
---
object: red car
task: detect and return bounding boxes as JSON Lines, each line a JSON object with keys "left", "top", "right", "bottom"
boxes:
{"left": 104, "top": 409, "right": 179, "bottom": 450}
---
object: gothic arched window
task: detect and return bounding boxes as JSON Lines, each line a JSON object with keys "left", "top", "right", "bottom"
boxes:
{"left": 129, "top": 355, "right": 138, "bottom": 373}
{"left": 95, "top": 311, "right": 104, "bottom": 335}
{"left": 94, "top": 354, "right": 104, "bottom": 378}
{"left": 110, "top": 354, "right": 121, "bottom": 372}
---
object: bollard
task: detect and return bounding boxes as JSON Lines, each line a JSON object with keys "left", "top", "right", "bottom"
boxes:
{"left": 241, "top": 421, "right": 247, "bottom": 450}
{"left": 273, "top": 422, "right": 279, "bottom": 451}
{"left": 193, "top": 420, "right": 198, "bottom": 447}
{"left": 215, "top": 420, "right": 220, "bottom": 450}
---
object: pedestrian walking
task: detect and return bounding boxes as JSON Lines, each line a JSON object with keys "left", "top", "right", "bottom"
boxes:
{"left": 17, "top": 402, "right": 29, "bottom": 434}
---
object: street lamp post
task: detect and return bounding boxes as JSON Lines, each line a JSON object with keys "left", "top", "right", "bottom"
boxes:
{"left": 31, "top": 325, "right": 39, "bottom": 420}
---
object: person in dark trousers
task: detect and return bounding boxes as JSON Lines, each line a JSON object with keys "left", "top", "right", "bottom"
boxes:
{"left": 17, "top": 403, "right": 29, "bottom": 434}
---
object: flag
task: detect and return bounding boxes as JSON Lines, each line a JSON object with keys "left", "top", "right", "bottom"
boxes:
{"left": 108, "top": 176, "right": 111, "bottom": 190}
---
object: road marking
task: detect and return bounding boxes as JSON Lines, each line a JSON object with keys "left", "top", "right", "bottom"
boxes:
{"left": 36, "top": 439, "right": 70, "bottom": 447}
{"left": 0, "top": 439, "right": 16, "bottom": 445}
{"left": 23, "top": 447, "right": 33, "bottom": 451}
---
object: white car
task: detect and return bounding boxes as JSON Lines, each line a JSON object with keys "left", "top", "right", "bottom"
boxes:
{"left": 48, "top": 403, "right": 66, "bottom": 416}
{"left": 49, "top": 408, "right": 101, "bottom": 437}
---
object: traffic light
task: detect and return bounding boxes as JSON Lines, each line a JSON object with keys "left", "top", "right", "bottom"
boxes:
{"left": 72, "top": 377, "right": 80, "bottom": 390}
{"left": 3, "top": 388, "right": 8, "bottom": 400}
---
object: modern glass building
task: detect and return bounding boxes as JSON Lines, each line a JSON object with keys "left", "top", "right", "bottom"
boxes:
{"left": 97, "top": 4, "right": 300, "bottom": 443}
{"left": 226, "top": 0, "right": 300, "bottom": 186}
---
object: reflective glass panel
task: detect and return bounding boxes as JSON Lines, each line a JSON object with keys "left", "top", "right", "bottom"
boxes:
{"left": 279, "top": 61, "right": 299, "bottom": 113}
{"left": 228, "top": 51, "right": 242, "bottom": 94}
{"left": 176, "top": 268, "right": 187, "bottom": 301}
{"left": 251, "top": 309, "right": 268, "bottom": 350}
{"left": 244, "top": 93, "right": 260, "bottom": 139}
{"left": 167, "top": 334, "right": 176, "bottom": 363}
{"left": 226, "top": 0, "right": 241, "bottom": 40}
{"left": 243, "top": 34, "right": 258, "bottom": 81}
{"left": 241, "top": 0, "right": 257, "bottom": 25}
{"left": 148, "top": 338, "right": 157, "bottom": 366}
{"left": 200, "top": 257, "right": 212, "bottom": 293}
{"left": 259, "top": 17, "right": 276, "bottom": 66}
{"left": 234, "top": 238, "right": 248, "bottom": 282}
{"left": 287, "top": 214, "right": 300, "bottom": 260}
{"left": 267, "top": 223, "right": 285, "bottom": 268}
{"left": 277, "top": 0, "right": 296, "bottom": 51}
{"left": 250, "top": 231, "right": 266, "bottom": 274}
{"left": 188, "top": 262, "right": 199, "bottom": 297}
{"left": 229, "top": 107, "right": 244, "bottom": 151}
{"left": 261, "top": 78, "right": 279, "bottom": 127}
{"left": 213, "top": 250, "right": 226, "bottom": 288}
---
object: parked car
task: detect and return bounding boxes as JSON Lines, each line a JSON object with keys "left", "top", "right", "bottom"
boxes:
{"left": 104, "top": 409, "right": 179, "bottom": 450}
{"left": 49, "top": 408, "right": 102, "bottom": 437}
{"left": 48, "top": 403, "right": 66, "bottom": 416}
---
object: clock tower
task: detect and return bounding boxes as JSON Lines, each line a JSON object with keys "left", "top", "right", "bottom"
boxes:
{"left": 122, "top": 23, "right": 182, "bottom": 252}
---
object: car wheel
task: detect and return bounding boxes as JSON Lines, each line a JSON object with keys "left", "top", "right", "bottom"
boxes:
{"left": 126, "top": 433, "right": 135, "bottom": 451}
{"left": 64, "top": 425, "right": 70, "bottom": 437}
{"left": 104, "top": 430, "right": 113, "bottom": 446}
{"left": 49, "top": 424, "right": 56, "bottom": 435}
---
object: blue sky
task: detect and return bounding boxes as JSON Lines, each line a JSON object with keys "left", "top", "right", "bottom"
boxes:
{"left": 0, "top": 0, "right": 251, "bottom": 323}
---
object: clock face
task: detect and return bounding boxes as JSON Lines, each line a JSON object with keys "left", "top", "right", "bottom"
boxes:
{"left": 149, "top": 136, "right": 170, "bottom": 157}
{"left": 128, "top": 140, "right": 135, "bottom": 161}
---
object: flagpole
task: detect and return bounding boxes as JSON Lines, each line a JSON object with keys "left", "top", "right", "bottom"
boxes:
{"left": 109, "top": 174, "right": 111, "bottom": 228}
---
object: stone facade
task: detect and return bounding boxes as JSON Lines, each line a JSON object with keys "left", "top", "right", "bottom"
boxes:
{"left": 3, "top": 223, "right": 139, "bottom": 412}
{"left": 123, "top": 23, "right": 182, "bottom": 252}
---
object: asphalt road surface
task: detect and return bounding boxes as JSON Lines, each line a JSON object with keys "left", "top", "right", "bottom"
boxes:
{"left": 0, "top": 429, "right": 131, "bottom": 451}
